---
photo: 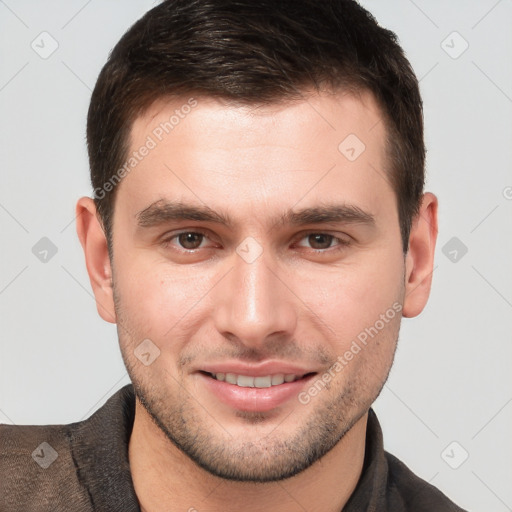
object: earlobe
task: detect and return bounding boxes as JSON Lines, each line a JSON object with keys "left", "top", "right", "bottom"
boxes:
{"left": 402, "top": 192, "right": 438, "bottom": 318}
{"left": 75, "top": 197, "right": 117, "bottom": 324}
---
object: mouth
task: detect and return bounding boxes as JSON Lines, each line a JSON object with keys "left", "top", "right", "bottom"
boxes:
{"left": 197, "top": 369, "right": 318, "bottom": 413}
{"left": 201, "top": 371, "right": 316, "bottom": 388}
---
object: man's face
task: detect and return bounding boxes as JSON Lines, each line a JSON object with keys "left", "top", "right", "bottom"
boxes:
{"left": 111, "top": 91, "right": 405, "bottom": 481}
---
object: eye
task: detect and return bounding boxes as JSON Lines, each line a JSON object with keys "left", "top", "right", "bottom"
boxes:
{"left": 161, "top": 231, "right": 211, "bottom": 251}
{"left": 295, "top": 232, "right": 350, "bottom": 251}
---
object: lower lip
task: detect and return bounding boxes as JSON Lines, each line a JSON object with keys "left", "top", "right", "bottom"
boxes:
{"left": 197, "top": 372, "right": 316, "bottom": 412}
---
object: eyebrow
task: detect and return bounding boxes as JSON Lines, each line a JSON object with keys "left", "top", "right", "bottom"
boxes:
{"left": 136, "top": 199, "right": 375, "bottom": 230}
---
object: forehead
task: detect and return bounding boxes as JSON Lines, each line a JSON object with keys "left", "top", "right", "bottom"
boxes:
{"left": 134, "top": 90, "right": 385, "bottom": 153}
{"left": 116, "top": 90, "right": 393, "bottom": 224}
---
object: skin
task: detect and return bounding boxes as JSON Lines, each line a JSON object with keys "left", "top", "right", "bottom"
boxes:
{"left": 76, "top": 90, "right": 438, "bottom": 512}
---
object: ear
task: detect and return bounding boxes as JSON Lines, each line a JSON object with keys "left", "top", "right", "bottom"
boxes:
{"left": 402, "top": 192, "right": 438, "bottom": 318}
{"left": 75, "top": 197, "right": 116, "bottom": 323}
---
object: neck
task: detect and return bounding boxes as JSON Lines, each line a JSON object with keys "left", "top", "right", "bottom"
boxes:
{"left": 129, "top": 399, "right": 368, "bottom": 512}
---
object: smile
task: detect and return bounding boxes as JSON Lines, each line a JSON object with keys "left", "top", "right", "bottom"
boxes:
{"left": 208, "top": 372, "right": 306, "bottom": 388}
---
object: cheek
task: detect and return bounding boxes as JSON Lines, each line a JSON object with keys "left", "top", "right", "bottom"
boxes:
{"left": 114, "top": 256, "right": 218, "bottom": 339}
{"left": 298, "top": 249, "right": 404, "bottom": 350}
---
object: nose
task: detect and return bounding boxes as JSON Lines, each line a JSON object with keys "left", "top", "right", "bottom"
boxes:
{"left": 212, "top": 248, "right": 298, "bottom": 349}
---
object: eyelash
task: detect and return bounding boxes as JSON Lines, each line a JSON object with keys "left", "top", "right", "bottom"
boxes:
{"left": 160, "top": 230, "right": 351, "bottom": 254}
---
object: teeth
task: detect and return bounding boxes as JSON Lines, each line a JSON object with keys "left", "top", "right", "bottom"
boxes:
{"left": 212, "top": 372, "right": 300, "bottom": 387}
{"left": 254, "top": 376, "right": 271, "bottom": 388}
{"left": 237, "top": 375, "right": 254, "bottom": 387}
{"left": 271, "top": 374, "right": 285, "bottom": 385}
{"left": 225, "top": 373, "right": 237, "bottom": 384}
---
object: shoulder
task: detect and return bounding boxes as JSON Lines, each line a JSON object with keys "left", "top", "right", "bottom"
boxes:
{"left": 0, "top": 385, "right": 136, "bottom": 512}
{"left": 0, "top": 421, "right": 93, "bottom": 511}
{"left": 385, "top": 450, "right": 467, "bottom": 511}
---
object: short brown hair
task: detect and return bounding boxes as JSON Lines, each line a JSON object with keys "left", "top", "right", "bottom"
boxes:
{"left": 87, "top": 0, "right": 425, "bottom": 254}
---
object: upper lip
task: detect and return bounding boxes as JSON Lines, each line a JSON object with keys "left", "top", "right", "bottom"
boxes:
{"left": 198, "top": 361, "right": 317, "bottom": 377}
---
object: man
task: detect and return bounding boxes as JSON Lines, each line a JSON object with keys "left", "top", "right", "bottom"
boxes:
{"left": 0, "top": 0, "right": 466, "bottom": 510}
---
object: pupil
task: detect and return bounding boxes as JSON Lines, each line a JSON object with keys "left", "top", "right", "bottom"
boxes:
{"left": 179, "top": 232, "right": 202, "bottom": 249}
{"left": 309, "top": 234, "right": 332, "bottom": 249}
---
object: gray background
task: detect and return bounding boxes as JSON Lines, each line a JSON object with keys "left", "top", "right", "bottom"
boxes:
{"left": 1, "top": 1, "right": 511, "bottom": 510}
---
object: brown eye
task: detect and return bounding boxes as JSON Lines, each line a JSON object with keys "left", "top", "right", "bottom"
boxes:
{"left": 307, "top": 234, "right": 335, "bottom": 250}
{"left": 177, "top": 232, "right": 204, "bottom": 249}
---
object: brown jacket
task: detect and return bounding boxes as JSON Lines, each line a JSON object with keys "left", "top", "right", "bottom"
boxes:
{"left": 0, "top": 385, "right": 466, "bottom": 511}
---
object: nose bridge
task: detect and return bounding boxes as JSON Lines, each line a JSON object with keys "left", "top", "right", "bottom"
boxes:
{"left": 238, "top": 253, "right": 272, "bottom": 324}
{"left": 212, "top": 247, "right": 297, "bottom": 345}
